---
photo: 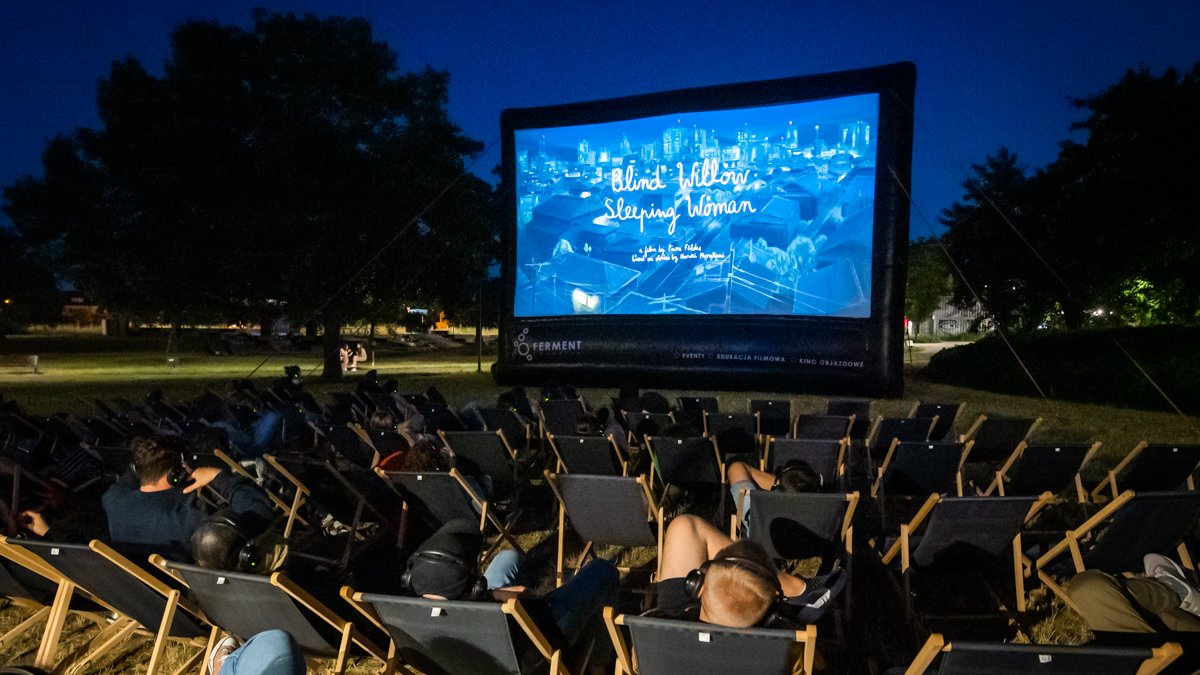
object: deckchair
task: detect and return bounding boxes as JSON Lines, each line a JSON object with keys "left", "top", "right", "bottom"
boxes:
{"left": 539, "top": 398, "right": 587, "bottom": 439}
{"left": 160, "top": 560, "right": 386, "bottom": 674}
{"left": 624, "top": 412, "right": 675, "bottom": 449}
{"left": 1090, "top": 442, "right": 1200, "bottom": 502}
{"left": 735, "top": 491, "right": 859, "bottom": 571}
{"left": 762, "top": 438, "right": 848, "bottom": 491}
{"left": 263, "top": 453, "right": 399, "bottom": 570}
{"left": 438, "top": 429, "right": 520, "bottom": 501}
{"left": 604, "top": 607, "right": 817, "bottom": 675}
{"left": 826, "top": 399, "right": 872, "bottom": 441}
{"left": 475, "top": 408, "right": 535, "bottom": 455}
{"left": 547, "top": 433, "right": 626, "bottom": 475}
{"left": 871, "top": 441, "right": 973, "bottom": 499}
{"left": 749, "top": 399, "right": 792, "bottom": 437}
{"left": 904, "top": 633, "right": 1181, "bottom": 675}
{"left": 907, "top": 402, "right": 965, "bottom": 443}
{"left": 791, "top": 414, "right": 854, "bottom": 441}
{"left": 0, "top": 538, "right": 108, "bottom": 656}
{"left": 985, "top": 442, "right": 1101, "bottom": 501}
{"left": 374, "top": 468, "right": 524, "bottom": 553}
{"left": 880, "top": 494, "right": 1052, "bottom": 613}
{"left": 866, "top": 417, "right": 938, "bottom": 462}
{"left": 350, "top": 425, "right": 409, "bottom": 468}
{"left": 1033, "top": 490, "right": 1200, "bottom": 607}
{"left": 957, "top": 415, "right": 1043, "bottom": 464}
{"left": 545, "top": 472, "right": 663, "bottom": 586}
{"left": 702, "top": 411, "right": 759, "bottom": 440}
{"left": 677, "top": 396, "right": 720, "bottom": 432}
{"left": 15, "top": 539, "right": 212, "bottom": 674}
{"left": 311, "top": 422, "right": 376, "bottom": 468}
{"left": 346, "top": 593, "right": 568, "bottom": 675}
{"left": 644, "top": 436, "right": 724, "bottom": 490}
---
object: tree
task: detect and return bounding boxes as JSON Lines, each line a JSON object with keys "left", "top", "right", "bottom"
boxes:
{"left": 904, "top": 237, "right": 951, "bottom": 333}
{"left": 3, "top": 11, "right": 497, "bottom": 377}
{"left": 0, "top": 227, "right": 60, "bottom": 334}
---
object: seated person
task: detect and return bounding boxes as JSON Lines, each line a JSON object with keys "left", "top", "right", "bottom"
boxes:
{"left": 406, "top": 518, "right": 618, "bottom": 666}
{"left": 726, "top": 459, "right": 823, "bottom": 525}
{"left": 1070, "top": 554, "right": 1200, "bottom": 633}
{"left": 208, "top": 629, "right": 305, "bottom": 675}
{"left": 655, "top": 514, "right": 836, "bottom": 627}
{"left": 191, "top": 509, "right": 284, "bottom": 573}
{"left": 101, "top": 435, "right": 273, "bottom": 559}
{"left": 195, "top": 392, "right": 282, "bottom": 460}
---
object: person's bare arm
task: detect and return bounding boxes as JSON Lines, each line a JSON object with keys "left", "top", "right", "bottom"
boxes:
{"left": 659, "top": 515, "right": 735, "bottom": 579}
{"left": 725, "top": 461, "right": 775, "bottom": 490}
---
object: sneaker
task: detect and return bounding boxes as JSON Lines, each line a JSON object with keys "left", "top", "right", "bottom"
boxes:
{"left": 1144, "top": 553, "right": 1200, "bottom": 616}
{"left": 785, "top": 568, "right": 846, "bottom": 623}
{"left": 207, "top": 635, "right": 241, "bottom": 675}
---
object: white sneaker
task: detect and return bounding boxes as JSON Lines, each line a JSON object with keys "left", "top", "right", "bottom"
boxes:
{"left": 1144, "top": 553, "right": 1200, "bottom": 616}
{"left": 207, "top": 635, "right": 241, "bottom": 675}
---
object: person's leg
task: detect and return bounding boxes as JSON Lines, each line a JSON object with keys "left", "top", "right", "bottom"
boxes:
{"left": 250, "top": 411, "right": 283, "bottom": 456}
{"left": 525, "top": 558, "right": 620, "bottom": 643}
{"left": 1069, "top": 570, "right": 1164, "bottom": 633}
{"left": 484, "top": 549, "right": 526, "bottom": 589}
{"left": 218, "top": 630, "right": 306, "bottom": 675}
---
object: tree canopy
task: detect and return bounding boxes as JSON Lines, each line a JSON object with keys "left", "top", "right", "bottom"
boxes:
{"left": 3, "top": 10, "right": 497, "bottom": 375}
{"left": 938, "top": 62, "right": 1200, "bottom": 332}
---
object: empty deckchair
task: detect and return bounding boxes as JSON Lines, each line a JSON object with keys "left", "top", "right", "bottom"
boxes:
{"left": 347, "top": 593, "right": 568, "bottom": 675}
{"left": 791, "top": 414, "right": 854, "bottom": 441}
{"left": 311, "top": 422, "right": 376, "bottom": 468}
{"left": 907, "top": 402, "right": 965, "bottom": 442}
{"left": 645, "top": 436, "right": 723, "bottom": 489}
{"left": 546, "top": 472, "right": 663, "bottom": 586}
{"left": 1091, "top": 442, "right": 1200, "bottom": 502}
{"left": 749, "top": 399, "right": 792, "bottom": 438}
{"left": 826, "top": 399, "right": 872, "bottom": 441}
{"left": 867, "top": 417, "right": 937, "bottom": 462}
{"left": 985, "top": 442, "right": 1101, "bottom": 501}
{"left": 880, "top": 494, "right": 1052, "bottom": 612}
{"left": 539, "top": 398, "right": 587, "bottom": 439}
{"left": 605, "top": 608, "right": 817, "bottom": 675}
{"left": 872, "top": 441, "right": 974, "bottom": 499}
{"left": 958, "top": 415, "right": 1043, "bottom": 464}
{"left": 548, "top": 433, "right": 626, "bottom": 475}
{"left": 16, "top": 539, "right": 212, "bottom": 674}
{"left": 0, "top": 538, "right": 107, "bottom": 656}
{"left": 439, "top": 429, "right": 520, "bottom": 501}
{"left": 475, "top": 408, "right": 534, "bottom": 455}
{"left": 703, "top": 411, "right": 760, "bottom": 441}
{"left": 1034, "top": 491, "right": 1200, "bottom": 602}
{"left": 677, "top": 396, "right": 720, "bottom": 432}
{"left": 904, "top": 633, "right": 1181, "bottom": 675}
{"left": 161, "top": 560, "right": 386, "bottom": 674}
{"left": 375, "top": 468, "right": 524, "bottom": 553}
{"left": 762, "top": 438, "right": 847, "bottom": 490}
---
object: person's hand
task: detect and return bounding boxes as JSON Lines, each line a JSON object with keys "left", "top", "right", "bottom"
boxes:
{"left": 19, "top": 510, "right": 49, "bottom": 537}
{"left": 183, "top": 466, "right": 223, "bottom": 493}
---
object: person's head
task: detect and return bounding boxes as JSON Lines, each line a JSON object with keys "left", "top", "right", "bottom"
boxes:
{"left": 637, "top": 391, "right": 671, "bottom": 414}
{"left": 368, "top": 410, "right": 397, "bottom": 430}
{"left": 425, "top": 386, "right": 447, "bottom": 407}
{"left": 400, "top": 440, "right": 442, "bottom": 472}
{"left": 186, "top": 426, "right": 230, "bottom": 456}
{"left": 191, "top": 510, "right": 270, "bottom": 571}
{"left": 695, "top": 540, "right": 780, "bottom": 628}
{"left": 775, "top": 460, "right": 822, "bottom": 493}
{"left": 130, "top": 435, "right": 186, "bottom": 487}
{"left": 283, "top": 365, "right": 302, "bottom": 385}
{"left": 540, "top": 381, "right": 563, "bottom": 402}
{"left": 403, "top": 519, "right": 485, "bottom": 600}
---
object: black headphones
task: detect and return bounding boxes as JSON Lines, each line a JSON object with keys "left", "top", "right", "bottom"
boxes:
{"left": 191, "top": 511, "right": 267, "bottom": 572}
{"left": 400, "top": 549, "right": 489, "bottom": 601}
{"left": 684, "top": 555, "right": 785, "bottom": 627}
{"left": 166, "top": 453, "right": 190, "bottom": 487}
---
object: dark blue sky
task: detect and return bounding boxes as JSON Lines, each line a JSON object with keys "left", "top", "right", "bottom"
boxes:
{"left": 3, "top": 1, "right": 1199, "bottom": 238}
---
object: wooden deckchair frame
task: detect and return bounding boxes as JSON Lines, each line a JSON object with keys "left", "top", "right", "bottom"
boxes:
{"left": 1091, "top": 441, "right": 1200, "bottom": 502}
{"left": 761, "top": 436, "right": 849, "bottom": 482}
{"left": 604, "top": 606, "right": 817, "bottom": 675}
{"left": 870, "top": 440, "right": 974, "bottom": 498}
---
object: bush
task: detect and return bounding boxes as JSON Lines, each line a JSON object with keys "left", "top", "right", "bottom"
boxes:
{"left": 923, "top": 325, "right": 1200, "bottom": 413}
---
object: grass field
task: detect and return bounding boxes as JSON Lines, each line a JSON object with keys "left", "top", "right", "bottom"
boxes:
{"left": 1, "top": 336, "right": 1198, "bottom": 671}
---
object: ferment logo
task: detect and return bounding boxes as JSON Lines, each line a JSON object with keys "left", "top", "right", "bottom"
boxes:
{"left": 512, "top": 327, "right": 583, "bottom": 362}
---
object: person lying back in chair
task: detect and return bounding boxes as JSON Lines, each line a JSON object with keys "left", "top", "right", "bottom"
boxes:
{"left": 655, "top": 514, "right": 839, "bottom": 628}
{"left": 726, "top": 459, "right": 822, "bottom": 528}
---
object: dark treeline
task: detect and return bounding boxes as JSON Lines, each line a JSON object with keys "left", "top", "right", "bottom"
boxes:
{"left": 1, "top": 10, "right": 501, "bottom": 378}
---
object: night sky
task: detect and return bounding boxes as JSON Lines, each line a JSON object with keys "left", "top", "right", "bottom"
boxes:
{"left": 2, "top": 1, "right": 1199, "bottom": 238}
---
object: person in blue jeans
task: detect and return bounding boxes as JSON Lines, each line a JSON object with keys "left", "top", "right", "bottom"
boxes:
{"left": 207, "top": 629, "right": 305, "bottom": 674}
{"left": 406, "top": 519, "right": 619, "bottom": 665}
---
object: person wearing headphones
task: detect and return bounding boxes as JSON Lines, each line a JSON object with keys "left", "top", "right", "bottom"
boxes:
{"left": 656, "top": 514, "right": 837, "bottom": 627}
{"left": 101, "top": 434, "right": 274, "bottom": 560}
{"left": 405, "top": 518, "right": 619, "bottom": 666}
